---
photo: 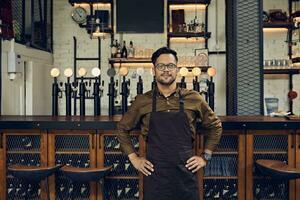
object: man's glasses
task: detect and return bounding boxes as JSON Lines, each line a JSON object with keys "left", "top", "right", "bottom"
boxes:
{"left": 155, "top": 63, "right": 177, "bottom": 71}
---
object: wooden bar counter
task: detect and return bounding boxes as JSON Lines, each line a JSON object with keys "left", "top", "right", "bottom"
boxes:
{"left": 0, "top": 115, "right": 299, "bottom": 200}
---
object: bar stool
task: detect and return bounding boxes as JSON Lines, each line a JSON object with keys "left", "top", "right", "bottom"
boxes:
{"left": 60, "top": 165, "right": 113, "bottom": 199}
{"left": 8, "top": 165, "right": 62, "bottom": 200}
{"left": 256, "top": 159, "right": 300, "bottom": 180}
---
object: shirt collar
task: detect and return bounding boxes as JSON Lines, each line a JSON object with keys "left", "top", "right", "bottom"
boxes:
{"left": 156, "top": 87, "right": 180, "bottom": 98}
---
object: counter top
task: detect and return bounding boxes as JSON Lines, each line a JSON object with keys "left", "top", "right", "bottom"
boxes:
{"left": 0, "top": 115, "right": 300, "bottom": 130}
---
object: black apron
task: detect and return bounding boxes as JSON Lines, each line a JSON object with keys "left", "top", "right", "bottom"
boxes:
{"left": 143, "top": 89, "right": 200, "bottom": 200}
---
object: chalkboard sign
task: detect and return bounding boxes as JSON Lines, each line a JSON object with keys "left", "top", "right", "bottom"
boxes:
{"left": 116, "top": 0, "right": 164, "bottom": 33}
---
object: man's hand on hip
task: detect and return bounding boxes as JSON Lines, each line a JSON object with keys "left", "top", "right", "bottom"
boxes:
{"left": 185, "top": 156, "right": 206, "bottom": 173}
{"left": 128, "top": 153, "right": 154, "bottom": 176}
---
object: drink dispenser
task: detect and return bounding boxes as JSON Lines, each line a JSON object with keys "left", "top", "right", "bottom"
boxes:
{"left": 119, "top": 66, "right": 130, "bottom": 115}
{"left": 107, "top": 68, "right": 116, "bottom": 116}
{"left": 64, "top": 68, "right": 74, "bottom": 116}
{"left": 207, "top": 67, "right": 217, "bottom": 111}
{"left": 179, "top": 67, "right": 188, "bottom": 88}
{"left": 91, "top": 67, "right": 102, "bottom": 116}
{"left": 136, "top": 67, "right": 144, "bottom": 94}
{"left": 50, "top": 68, "right": 62, "bottom": 116}
{"left": 192, "top": 67, "right": 201, "bottom": 92}
{"left": 78, "top": 68, "right": 88, "bottom": 116}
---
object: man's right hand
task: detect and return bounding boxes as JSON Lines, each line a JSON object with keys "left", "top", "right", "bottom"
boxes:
{"left": 128, "top": 153, "right": 154, "bottom": 176}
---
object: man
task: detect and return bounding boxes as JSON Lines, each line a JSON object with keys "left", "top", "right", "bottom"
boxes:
{"left": 117, "top": 47, "right": 222, "bottom": 200}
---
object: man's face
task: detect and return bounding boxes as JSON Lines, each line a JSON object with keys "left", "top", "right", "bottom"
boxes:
{"left": 153, "top": 54, "right": 178, "bottom": 86}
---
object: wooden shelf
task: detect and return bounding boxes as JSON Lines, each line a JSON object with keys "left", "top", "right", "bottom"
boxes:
{"left": 253, "top": 151, "right": 287, "bottom": 154}
{"left": 104, "top": 151, "right": 123, "bottom": 155}
{"left": 168, "top": 32, "right": 211, "bottom": 38}
{"left": 264, "top": 68, "right": 300, "bottom": 75}
{"left": 56, "top": 151, "right": 90, "bottom": 155}
{"left": 253, "top": 176, "right": 272, "bottom": 180}
{"left": 204, "top": 176, "right": 238, "bottom": 180}
{"left": 69, "top": 0, "right": 113, "bottom": 5}
{"left": 168, "top": 0, "right": 211, "bottom": 5}
{"left": 263, "top": 22, "right": 294, "bottom": 29}
{"left": 109, "top": 58, "right": 151, "bottom": 64}
{"left": 7, "top": 151, "right": 40, "bottom": 154}
{"left": 106, "top": 176, "right": 139, "bottom": 179}
{"left": 213, "top": 151, "right": 238, "bottom": 155}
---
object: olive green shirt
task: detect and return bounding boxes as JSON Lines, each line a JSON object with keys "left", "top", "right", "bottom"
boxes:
{"left": 117, "top": 87, "right": 222, "bottom": 155}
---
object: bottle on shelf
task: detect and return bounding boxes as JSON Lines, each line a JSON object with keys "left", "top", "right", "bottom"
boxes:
{"left": 116, "top": 40, "right": 122, "bottom": 58}
{"left": 128, "top": 41, "right": 135, "bottom": 58}
{"left": 111, "top": 39, "right": 118, "bottom": 58}
{"left": 121, "top": 41, "right": 128, "bottom": 58}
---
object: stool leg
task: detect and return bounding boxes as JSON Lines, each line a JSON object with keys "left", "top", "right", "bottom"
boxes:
{"left": 98, "top": 178, "right": 104, "bottom": 200}
{"left": 45, "top": 178, "right": 50, "bottom": 200}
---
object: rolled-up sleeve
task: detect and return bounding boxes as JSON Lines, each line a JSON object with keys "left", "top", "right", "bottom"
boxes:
{"left": 117, "top": 95, "right": 142, "bottom": 155}
{"left": 197, "top": 95, "right": 222, "bottom": 152}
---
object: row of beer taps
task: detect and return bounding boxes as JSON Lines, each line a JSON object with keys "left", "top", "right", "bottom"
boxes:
{"left": 50, "top": 66, "right": 217, "bottom": 116}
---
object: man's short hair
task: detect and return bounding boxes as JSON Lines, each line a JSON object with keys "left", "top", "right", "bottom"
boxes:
{"left": 151, "top": 47, "right": 178, "bottom": 65}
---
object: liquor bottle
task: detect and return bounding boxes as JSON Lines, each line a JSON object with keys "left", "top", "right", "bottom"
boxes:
{"left": 128, "top": 41, "right": 135, "bottom": 58}
{"left": 121, "top": 41, "right": 128, "bottom": 58}
{"left": 111, "top": 40, "right": 117, "bottom": 58}
{"left": 116, "top": 40, "right": 122, "bottom": 58}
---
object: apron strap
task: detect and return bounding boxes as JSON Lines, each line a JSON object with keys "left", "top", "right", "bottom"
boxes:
{"left": 152, "top": 82, "right": 157, "bottom": 112}
{"left": 179, "top": 90, "right": 184, "bottom": 113}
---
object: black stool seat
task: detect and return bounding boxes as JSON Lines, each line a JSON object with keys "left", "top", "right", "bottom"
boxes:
{"left": 8, "top": 165, "right": 62, "bottom": 182}
{"left": 8, "top": 165, "right": 62, "bottom": 200}
{"left": 256, "top": 159, "right": 300, "bottom": 180}
{"left": 60, "top": 166, "right": 113, "bottom": 182}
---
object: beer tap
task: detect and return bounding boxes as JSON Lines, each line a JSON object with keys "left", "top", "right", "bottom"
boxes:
{"left": 107, "top": 68, "right": 116, "bottom": 116}
{"left": 179, "top": 67, "right": 188, "bottom": 88}
{"left": 115, "top": 80, "right": 121, "bottom": 107}
{"left": 78, "top": 67, "right": 87, "bottom": 116}
{"left": 91, "top": 67, "right": 101, "bottom": 116}
{"left": 63, "top": 68, "right": 73, "bottom": 116}
{"left": 136, "top": 67, "right": 144, "bottom": 94}
{"left": 50, "top": 68, "right": 61, "bottom": 116}
{"left": 192, "top": 67, "right": 201, "bottom": 92}
{"left": 207, "top": 67, "right": 217, "bottom": 111}
{"left": 86, "top": 79, "right": 92, "bottom": 98}
{"left": 119, "top": 67, "right": 130, "bottom": 115}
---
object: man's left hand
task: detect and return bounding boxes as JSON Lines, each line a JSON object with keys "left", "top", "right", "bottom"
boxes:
{"left": 185, "top": 156, "right": 206, "bottom": 173}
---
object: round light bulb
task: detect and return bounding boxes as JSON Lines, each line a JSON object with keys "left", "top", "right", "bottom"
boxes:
{"left": 192, "top": 67, "right": 201, "bottom": 76}
{"left": 137, "top": 68, "right": 144, "bottom": 76}
{"left": 78, "top": 67, "right": 87, "bottom": 77}
{"left": 91, "top": 67, "right": 101, "bottom": 77}
{"left": 64, "top": 68, "right": 73, "bottom": 78}
{"left": 207, "top": 67, "right": 217, "bottom": 77}
{"left": 119, "top": 67, "right": 129, "bottom": 76}
{"left": 179, "top": 67, "right": 188, "bottom": 77}
{"left": 107, "top": 68, "right": 116, "bottom": 77}
{"left": 50, "top": 68, "right": 60, "bottom": 78}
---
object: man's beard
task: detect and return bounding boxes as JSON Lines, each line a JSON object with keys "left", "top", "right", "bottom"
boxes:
{"left": 156, "top": 73, "right": 176, "bottom": 86}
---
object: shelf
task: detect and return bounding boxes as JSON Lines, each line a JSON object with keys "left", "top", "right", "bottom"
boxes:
{"left": 56, "top": 151, "right": 90, "bottom": 155}
{"left": 263, "top": 22, "right": 294, "bottom": 29}
{"left": 7, "top": 151, "right": 40, "bottom": 154}
{"left": 104, "top": 151, "right": 123, "bottom": 155}
{"left": 264, "top": 68, "right": 300, "bottom": 75}
{"left": 106, "top": 176, "right": 139, "bottom": 179}
{"left": 109, "top": 58, "right": 151, "bottom": 64}
{"left": 253, "top": 176, "right": 272, "bottom": 180}
{"left": 253, "top": 151, "right": 287, "bottom": 154}
{"left": 69, "top": 0, "right": 113, "bottom": 5}
{"left": 213, "top": 151, "right": 238, "bottom": 155}
{"left": 204, "top": 176, "right": 238, "bottom": 180}
{"left": 168, "top": 32, "right": 211, "bottom": 38}
{"left": 168, "top": 0, "right": 211, "bottom": 5}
